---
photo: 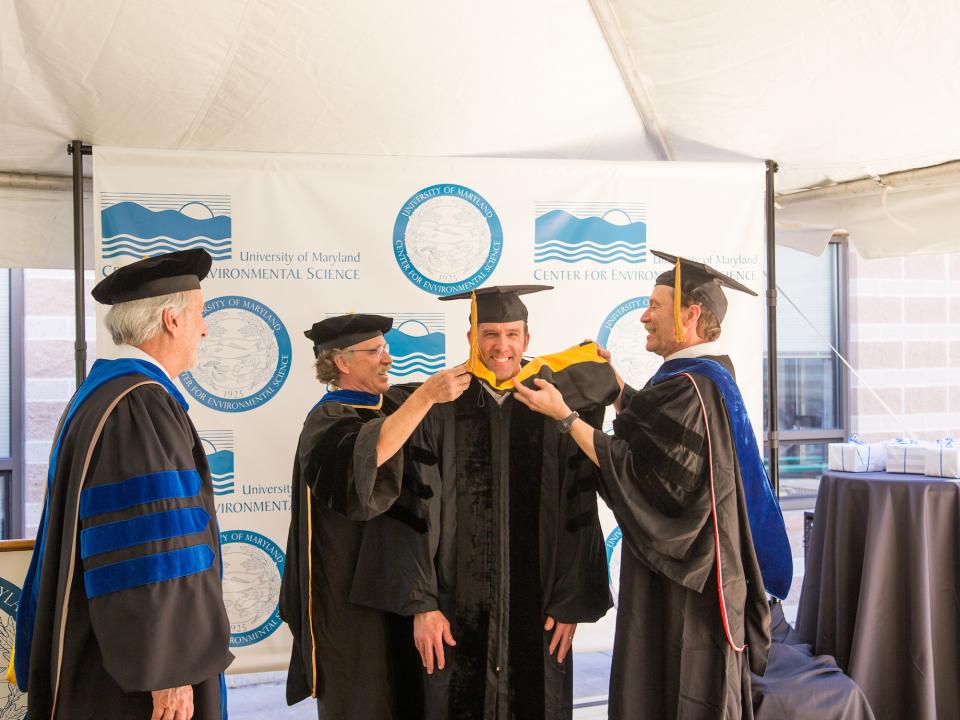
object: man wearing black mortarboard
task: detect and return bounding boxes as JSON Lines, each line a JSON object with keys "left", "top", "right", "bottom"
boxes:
{"left": 14, "top": 249, "right": 234, "bottom": 719}
{"left": 279, "top": 314, "right": 470, "bottom": 719}
{"left": 514, "top": 251, "right": 793, "bottom": 719}
{"left": 349, "top": 285, "right": 620, "bottom": 720}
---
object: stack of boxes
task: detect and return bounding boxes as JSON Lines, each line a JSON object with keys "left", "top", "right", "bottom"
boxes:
{"left": 827, "top": 436, "right": 960, "bottom": 478}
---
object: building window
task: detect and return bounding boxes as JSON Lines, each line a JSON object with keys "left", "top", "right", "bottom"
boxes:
{"left": 0, "top": 270, "right": 10, "bottom": 458}
{"left": 0, "top": 269, "right": 25, "bottom": 538}
{"left": 765, "top": 238, "right": 848, "bottom": 509}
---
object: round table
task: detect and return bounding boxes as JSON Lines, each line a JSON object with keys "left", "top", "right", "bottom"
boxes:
{"left": 795, "top": 470, "right": 960, "bottom": 720}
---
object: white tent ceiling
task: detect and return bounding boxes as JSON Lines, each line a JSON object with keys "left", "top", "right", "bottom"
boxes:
{"left": 2, "top": 0, "right": 959, "bottom": 261}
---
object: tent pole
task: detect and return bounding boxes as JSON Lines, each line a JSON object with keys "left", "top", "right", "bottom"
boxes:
{"left": 67, "top": 141, "right": 92, "bottom": 386}
{"left": 765, "top": 159, "right": 780, "bottom": 498}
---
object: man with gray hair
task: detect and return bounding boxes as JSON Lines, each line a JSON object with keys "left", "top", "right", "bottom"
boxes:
{"left": 15, "top": 249, "right": 232, "bottom": 720}
{"left": 281, "top": 313, "right": 470, "bottom": 719}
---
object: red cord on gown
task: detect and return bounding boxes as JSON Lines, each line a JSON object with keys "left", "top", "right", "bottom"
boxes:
{"left": 680, "top": 372, "right": 746, "bottom": 654}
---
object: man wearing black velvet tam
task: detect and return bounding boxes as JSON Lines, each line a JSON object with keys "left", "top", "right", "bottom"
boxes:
{"left": 15, "top": 249, "right": 233, "bottom": 719}
{"left": 350, "top": 285, "right": 620, "bottom": 720}
{"left": 280, "top": 313, "right": 470, "bottom": 719}
{"left": 515, "top": 251, "right": 793, "bottom": 719}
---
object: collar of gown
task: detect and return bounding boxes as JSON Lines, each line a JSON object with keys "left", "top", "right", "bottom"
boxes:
{"left": 664, "top": 340, "right": 721, "bottom": 363}
{"left": 115, "top": 344, "right": 172, "bottom": 380}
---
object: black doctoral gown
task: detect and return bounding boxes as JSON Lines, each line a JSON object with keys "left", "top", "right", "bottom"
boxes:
{"left": 25, "top": 374, "right": 232, "bottom": 720}
{"left": 592, "top": 355, "right": 772, "bottom": 720}
{"left": 351, "top": 367, "right": 618, "bottom": 720}
{"left": 279, "top": 390, "right": 423, "bottom": 720}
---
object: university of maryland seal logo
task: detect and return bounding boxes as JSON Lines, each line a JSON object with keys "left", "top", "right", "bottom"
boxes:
{"left": 220, "top": 529, "right": 285, "bottom": 647}
{"left": 0, "top": 577, "right": 25, "bottom": 718}
{"left": 179, "top": 295, "right": 292, "bottom": 412}
{"left": 597, "top": 296, "right": 662, "bottom": 389}
{"left": 393, "top": 184, "right": 503, "bottom": 295}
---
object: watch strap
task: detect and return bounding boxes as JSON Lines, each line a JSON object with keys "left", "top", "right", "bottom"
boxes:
{"left": 558, "top": 410, "right": 580, "bottom": 433}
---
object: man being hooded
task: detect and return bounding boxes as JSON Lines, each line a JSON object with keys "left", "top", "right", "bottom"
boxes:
{"left": 514, "top": 252, "right": 791, "bottom": 720}
{"left": 350, "top": 285, "right": 619, "bottom": 720}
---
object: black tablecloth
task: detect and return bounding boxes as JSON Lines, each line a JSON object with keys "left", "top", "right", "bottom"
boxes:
{"left": 796, "top": 471, "right": 960, "bottom": 720}
{"left": 752, "top": 602, "right": 874, "bottom": 720}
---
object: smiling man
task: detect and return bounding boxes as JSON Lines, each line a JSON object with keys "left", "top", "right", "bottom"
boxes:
{"left": 351, "top": 286, "right": 618, "bottom": 720}
{"left": 280, "top": 314, "right": 470, "bottom": 720}
{"left": 473, "top": 305, "right": 530, "bottom": 382}
{"left": 514, "top": 252, "right": 793, "bottom": 720}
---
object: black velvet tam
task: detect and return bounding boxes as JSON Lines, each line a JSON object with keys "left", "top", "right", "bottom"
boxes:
{"left": 304, "top": 313, "right": 393, "bottom": 353}
{"left": 651, "top": 249, "right": 757, "bottom": 322}
{"left": 438, "top": 284, "right": 552, "bottom": 323}
{"left": 92, "top": 248, "right": 212, "bottom": 305}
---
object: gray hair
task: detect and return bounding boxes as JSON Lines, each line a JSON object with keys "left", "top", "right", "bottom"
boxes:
{"left": 103, "top": 291, "right": 191, "bottom": 346}
{"left": 680, "top": 291, "right": 722, "bottom": 342}
{"left": 314, "top": 348, "right": 346, "bottom": 385}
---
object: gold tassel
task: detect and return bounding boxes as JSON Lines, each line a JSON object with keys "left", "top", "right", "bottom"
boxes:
{"left": 673, "top": 257, "right": 686, "bottom": 343}
{"left": 464, "top": 291, "right": 507, "bottom": 389}
{"left": 6, "top": 644, "right": 15, "bottom": 685}
{"left": 466, "top": 291, "right": 482, "bottom": 376}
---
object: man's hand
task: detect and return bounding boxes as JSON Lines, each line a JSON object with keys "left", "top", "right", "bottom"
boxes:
{"left": 414, "top": 610, "right": 456, "bottom": 675}
{"left": 544, "top": 616, "right": 577, "bottom": 664}
{"left": 420, "top": 364, "right": 472, "bottom": 404}
{"left": 150, "top": 685, "right": 193, "bottom": 720}
{"left": 512, "top": 378, "right": 571, "bottom": 421}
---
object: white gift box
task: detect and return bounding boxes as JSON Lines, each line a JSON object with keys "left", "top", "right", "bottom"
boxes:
{"left": 924, "top": 440, "right": 960, "bottom": 479}
{"left": 828, "top": 440, "right": 886, "bottom": 473}
{"left": 885, "top": 440, "right": 933, "bottom": 475}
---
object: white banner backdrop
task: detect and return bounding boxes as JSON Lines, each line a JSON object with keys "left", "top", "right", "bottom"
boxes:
{"left": 93, "top": 147, "right": 766, "bottom": 669}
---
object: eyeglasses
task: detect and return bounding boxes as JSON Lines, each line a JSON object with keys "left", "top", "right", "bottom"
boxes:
{"left": 342, "top": 343, "right": 390, "bottom": 358}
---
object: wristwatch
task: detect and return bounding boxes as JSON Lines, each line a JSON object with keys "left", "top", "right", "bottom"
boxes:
{"left": 557, "top": 411, "right": 580, "bottom": 434}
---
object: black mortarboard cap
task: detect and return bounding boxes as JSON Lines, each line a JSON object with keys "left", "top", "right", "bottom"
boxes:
{"left": 304, "top": 314, "right": 393, "bottom": 355}
{"left": 438, "top": 285, "right": 552, "bottom": 323}
{"left": 651, "top": 250, "right": 757, "bottom": 323}
{"left": 92, "top": 249, "right": 212, "bottom": 305}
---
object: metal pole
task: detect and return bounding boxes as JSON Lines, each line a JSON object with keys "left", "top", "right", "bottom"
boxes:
{"left": 67, "top": 141, "right": 92, "bottom": 386}
{"left": 765, "top": 159, "right": 780, "bottom": 497}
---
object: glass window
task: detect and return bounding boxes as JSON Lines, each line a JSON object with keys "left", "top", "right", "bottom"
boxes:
{"left": 764, "top": 241, "right": 847, "bottom": 507}
{"left": 0, "top": 268, "right": 13, "bottom": 538}
{"left": 775, "top": 244, "right": 842, "bottom": 432}
{"left": 0, "top": 269, "right": 9, "bottom": 457}
{"left": 776, "top": 441, "right": 829, "bottom": 500}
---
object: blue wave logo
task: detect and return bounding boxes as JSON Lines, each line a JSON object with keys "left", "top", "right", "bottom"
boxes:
{"left": 100, "top": 197, "right": 232, "bottom": 261}
{"left": 386, "top": 319, "right": 446, "bottom": 378}
{"left": 209, "top": 450, "right": 236, "bottom": 495}
{"left": 534, "top": 208, "right": 646, "bottom": 264}
{"left": 201, "top": 431, "right": 235, "bottom": 496}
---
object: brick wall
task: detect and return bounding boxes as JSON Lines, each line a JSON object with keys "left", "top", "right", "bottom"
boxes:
{"left": 848, "top": 251, "right": 960, "bottom": 442}
{"left": 23, "top": 269, "right": 94, "bottom": 538}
